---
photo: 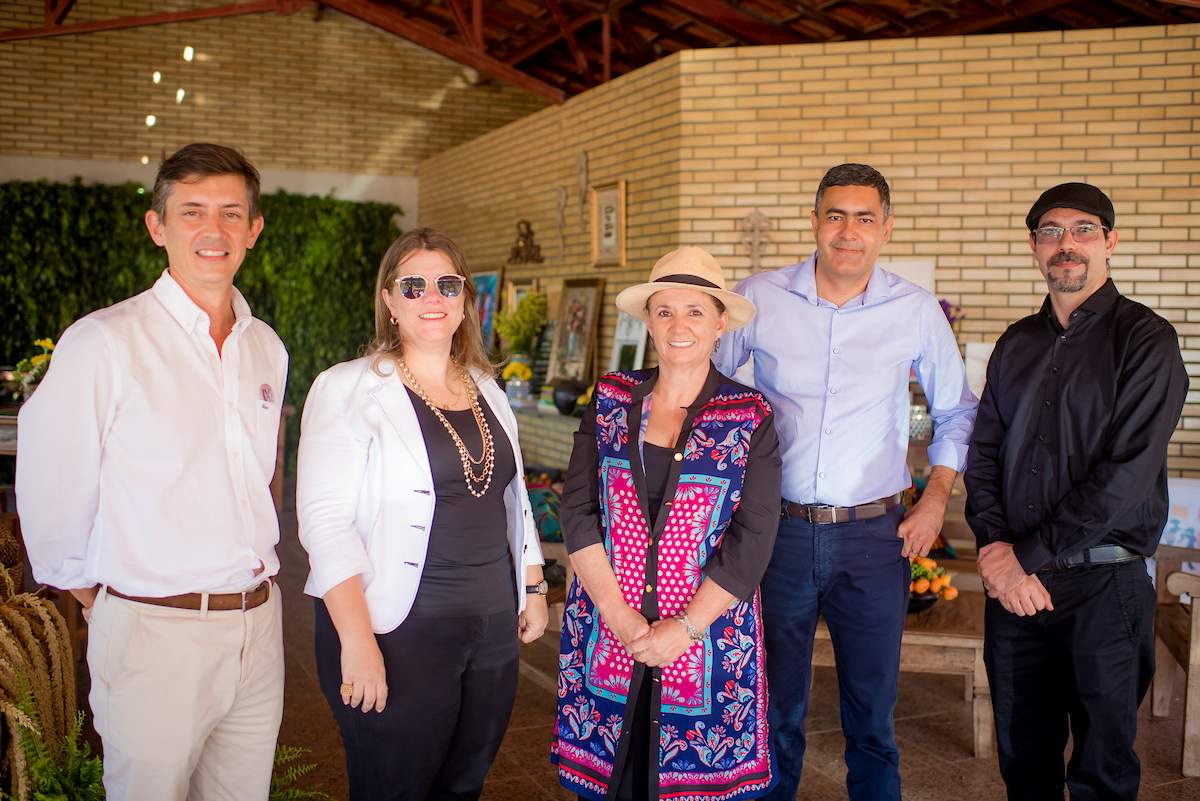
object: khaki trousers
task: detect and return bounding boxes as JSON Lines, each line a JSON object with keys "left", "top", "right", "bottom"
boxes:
{"left": 87, "top": 583, "right": 284, "bottom": 801}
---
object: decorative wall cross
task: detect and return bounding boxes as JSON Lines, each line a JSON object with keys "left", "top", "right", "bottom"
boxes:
{"left": 738, "top": 209, "right": 774, "bottom": 272}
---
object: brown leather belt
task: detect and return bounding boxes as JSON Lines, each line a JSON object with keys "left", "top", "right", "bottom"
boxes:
{"left": 106, "top": 578, "right": 273, "bottom": 611}
{"left": 783, "top": 493, "right": 903, "bottom": 525}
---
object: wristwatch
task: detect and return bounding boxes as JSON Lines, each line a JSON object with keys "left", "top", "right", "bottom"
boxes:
{"left": 525, "top": 580, "right": 549, "bottom": 596}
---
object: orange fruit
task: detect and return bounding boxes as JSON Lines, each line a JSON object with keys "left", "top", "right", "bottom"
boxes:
{"left": 930, "top": 577, "right": 943, "bottom": 593}
{"left": 919, "top": 557, "right": 937, "bottom": 571}
{"left": 942, "top": 572, "right": 952, "bottom": 586}
{"left": 909, "top": 581, "right": 915, "bottom": 592}
{"left": 913, "top": 578, "right": 931, "bottom": 594}
{"left": 942, "top": 586, "right": 959, "bottom": 600}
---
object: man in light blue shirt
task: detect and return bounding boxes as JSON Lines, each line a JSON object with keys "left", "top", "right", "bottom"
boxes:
{"left": 715, "top": 164, "right": 977, "bottom": 801}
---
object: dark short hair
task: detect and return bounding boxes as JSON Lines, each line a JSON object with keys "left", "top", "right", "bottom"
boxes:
{"left": 815, "top": 163, "right": 891, "bottom": 218}
{"left": 151, "top": 143, "right": 262, "bottom": 219}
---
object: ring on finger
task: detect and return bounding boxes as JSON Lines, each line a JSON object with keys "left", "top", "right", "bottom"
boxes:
{"left": 340, "top": 682, "right": 354, "bottom": 696}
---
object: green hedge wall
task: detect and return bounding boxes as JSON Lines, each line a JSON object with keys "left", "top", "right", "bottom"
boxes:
{"left": 0, "top": 179, "right": 401, "bottom": 469}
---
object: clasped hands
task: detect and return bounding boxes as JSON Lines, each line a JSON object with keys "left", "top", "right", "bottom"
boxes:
{"left": 977, "top": 541, "right": 1054, "bottom": 617}
{"left": 606, "top": 604, "right": 693, "bottom": 668}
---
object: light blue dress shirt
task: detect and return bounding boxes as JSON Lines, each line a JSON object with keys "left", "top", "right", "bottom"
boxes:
{"left": 714, "top": 253, "right": 978, "bottom": 507}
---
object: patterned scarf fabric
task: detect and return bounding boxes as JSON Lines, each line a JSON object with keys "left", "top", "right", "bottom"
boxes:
{"left": 552, "top": 369, "right": 775, "bottom": 801}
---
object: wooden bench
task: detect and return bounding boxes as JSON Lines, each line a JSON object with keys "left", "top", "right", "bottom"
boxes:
{"left": 813, "top": 588, "right": 992, "bottom": 757}
{"left": 1151, "top": 543, "right": 1200, "bottom": 777}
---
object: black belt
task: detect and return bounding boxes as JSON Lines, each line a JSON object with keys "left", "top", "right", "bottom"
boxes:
{"left": 782, "top": 493, "right": 902, "bottom": 525}
{"left": 1043, "top": 545, "right": 1141, "bottom": 572}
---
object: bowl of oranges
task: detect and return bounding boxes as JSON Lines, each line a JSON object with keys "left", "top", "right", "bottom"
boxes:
{"left": 909, "top": 556, "right": 959, "bottom": 614}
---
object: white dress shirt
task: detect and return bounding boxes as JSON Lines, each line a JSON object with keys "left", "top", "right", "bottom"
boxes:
{"left": 715, "top": 254, "right": 978, "bottom": 507}
{"left": 16, "top": 270, "right": 289, "bottom": 595}
{"left": 297, "top": 355, "right": 545, "bottom": 634}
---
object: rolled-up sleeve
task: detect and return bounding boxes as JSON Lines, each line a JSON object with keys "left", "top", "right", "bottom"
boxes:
{"left": 296, "top": 370, "right": 376, "bottom": 597}
{"left": 703, "top": 411, "right": 783, "bottom": 600}
{"left": 560, "top": 401, "right": 605, "bottom": 554}
{"left": 915, "top": 295, "right": 978, "bottom": 472}
{"left": 16, "top": 319, "right": 114, "bottom": 590}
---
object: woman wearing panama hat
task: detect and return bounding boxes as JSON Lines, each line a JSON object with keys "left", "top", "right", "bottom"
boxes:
{"left": 552, "top": 246, "right": 783, "bottom": 801}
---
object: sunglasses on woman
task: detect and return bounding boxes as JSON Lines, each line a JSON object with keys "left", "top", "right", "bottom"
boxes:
{"left": 394, "top": 274, "right": 466, "bottom": 300}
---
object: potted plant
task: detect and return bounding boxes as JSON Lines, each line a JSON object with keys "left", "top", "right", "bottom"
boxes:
{"left": 495, "top": 293, "right": 547, "bottom": 408}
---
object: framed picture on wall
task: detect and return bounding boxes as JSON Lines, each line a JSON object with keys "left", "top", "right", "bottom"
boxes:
{"left": 590, "top": 180, "right": 627, "bottom": 268}
{"left": 547, "top": 278, "right": 604, "bottom": 385}
{"left": 505, "top": 277, "right": 538, "bottom": 310}
{"left": 474, "top": 269, "right": 502, "bottom": 349}
{"left": 608, "top": 311, "right": 648, "bottom": 372}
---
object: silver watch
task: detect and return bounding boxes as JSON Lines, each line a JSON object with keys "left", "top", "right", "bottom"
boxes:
{"left": 525, "top": 580, "right": 549, "bottom": 596}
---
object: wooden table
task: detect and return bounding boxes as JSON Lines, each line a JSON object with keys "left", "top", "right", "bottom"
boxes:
{"left": 812, "top": 589, "right": 992, "bottom": 757}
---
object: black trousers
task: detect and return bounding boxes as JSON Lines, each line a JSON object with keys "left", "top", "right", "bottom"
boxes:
{"left": 984, "top": 559, "right": 1156, "bottom": 801}
{"left": 315, "top": 600, "right": 519, "bottom": 801}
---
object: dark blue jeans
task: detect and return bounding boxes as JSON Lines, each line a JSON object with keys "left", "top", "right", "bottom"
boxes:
{"left": 760, "top": 506, "right": 908, "bottom": 801}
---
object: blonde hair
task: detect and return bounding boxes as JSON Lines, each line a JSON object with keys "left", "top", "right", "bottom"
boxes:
{"left": 369, "top": 228, "right": 495, "bottom": 378}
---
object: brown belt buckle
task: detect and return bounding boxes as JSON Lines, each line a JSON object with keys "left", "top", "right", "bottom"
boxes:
{"left": 806, "top": 505, "right": 831, "bottom": 524}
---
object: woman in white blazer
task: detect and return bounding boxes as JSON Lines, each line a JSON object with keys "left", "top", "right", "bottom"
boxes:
{"left": 297, "top": 228, "right": 547, "bottom": 801}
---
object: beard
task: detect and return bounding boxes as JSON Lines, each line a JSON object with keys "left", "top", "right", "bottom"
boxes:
{"left": 1045, "top": 250, "right": 1089, "bottom": 293}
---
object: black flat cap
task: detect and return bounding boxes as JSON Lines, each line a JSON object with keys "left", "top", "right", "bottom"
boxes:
{"left": 1026, "top": 182, "right": 1115, "bottom": 231}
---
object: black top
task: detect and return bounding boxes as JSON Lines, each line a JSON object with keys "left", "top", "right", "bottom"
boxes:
{"left": 964, "top": 279, "right": 1189, "bottom": 573}
{"left": 406, "top": 386, "right": 518, "bottom": 617}
{"left": 561, "top": 365, "right": 783, "bottom": 602}
{"left": 642, "top": 443, "right": 673, "bottom": 530}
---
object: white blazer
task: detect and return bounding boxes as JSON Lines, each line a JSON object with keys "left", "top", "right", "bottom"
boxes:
{"left": 296, "top": 355, "right": 544, "bottom": 634}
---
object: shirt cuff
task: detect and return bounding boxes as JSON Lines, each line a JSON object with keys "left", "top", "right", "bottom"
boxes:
{"left": 926, "top": 439, "right": 968, "bottom": 473}
{"left": 1012, "top": 535, "right": 1053, "bottom": 575}
{"left": 307, "top": 557, "right": 375, "bottom": 599}
{"left": 703, "top": 563, "right": 755, "bottom": 603}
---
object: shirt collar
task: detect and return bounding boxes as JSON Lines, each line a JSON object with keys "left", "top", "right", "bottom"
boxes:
{"left": 788, "top": 252, "right": 892, "bottom": 307}
{"left": 629, "top": 363, "right": 722, "bottom": 411}
{"left": 152, "top": 269, "right": 253, "bottom": 335}
{"left": 1039, "top": 277, "right": 1120, "bottom": 323}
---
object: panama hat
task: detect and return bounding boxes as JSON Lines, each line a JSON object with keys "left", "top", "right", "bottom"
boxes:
{"left": 614, "top": 246, "right": 756, "bottom": 330}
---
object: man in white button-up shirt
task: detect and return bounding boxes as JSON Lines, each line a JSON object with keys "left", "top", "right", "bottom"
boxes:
{"left": 17, "top": 143, "right": 288, "bottom": 801}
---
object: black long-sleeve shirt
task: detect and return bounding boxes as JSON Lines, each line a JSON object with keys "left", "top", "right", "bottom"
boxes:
{"left": 964, "top": 279, "right": 1188, "bottom": 573}
{"left": 561, "top": 366, "right": 783, "bottom": 602}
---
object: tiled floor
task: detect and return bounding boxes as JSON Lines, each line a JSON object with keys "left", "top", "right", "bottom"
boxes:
{"left": 264, "top": 481, "right": 1197, "bottom": 801}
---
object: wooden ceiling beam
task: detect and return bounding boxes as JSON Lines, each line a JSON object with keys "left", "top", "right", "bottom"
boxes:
{"left": 785, "top": 1, "right": 862, "bottom": 39}
{"left": 544, "top": 0, "right": 591, "bottom": 77}
{"left": 504, "top": 13, "right": 597, "bottom": 65}
{"left": 1109, "top": 0, "right": 1181, "bottom": 21}
{"left": 1157, "top": 0, "right": 1200, "bottom": 9}
{"left": 44, "top": 0, "right": 77, "bottom": 26}
{"left": 911, "top": 0, "right": 1076, "bottom": 37}
{"left": 623, "top": 7, "right": 720, "bottom": 49}
{"left": 471, "top": 0, "right": 483, "bottom": 49}
{"left": 322, "top": 0, "right": 565, "bottom": 102}
{"left": 663, "top": 0, "right": 800, "bottom": 44}
{"left": 1, "top": 0, "right": 295, "bottom": 43}
{"left": 444, "top": 0, "right": 476, "bottom": 47}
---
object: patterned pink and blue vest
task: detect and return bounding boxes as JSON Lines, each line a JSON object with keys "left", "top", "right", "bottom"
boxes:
{"left": 552, "top": 369, "right": 775, "bottom": 801}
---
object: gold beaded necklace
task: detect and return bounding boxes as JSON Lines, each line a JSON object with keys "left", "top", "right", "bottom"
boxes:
{"left": 398, "top": 359, "right": 496, "bottom": 498}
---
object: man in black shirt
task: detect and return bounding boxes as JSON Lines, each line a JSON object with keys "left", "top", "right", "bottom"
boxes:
{"left": 965, "top": 182, "right": 1188, "bottom": 800}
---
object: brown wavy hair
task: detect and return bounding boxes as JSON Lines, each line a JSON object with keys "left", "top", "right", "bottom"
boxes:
{"left": 369, "top": 228, "right": 495, "bottom": 378}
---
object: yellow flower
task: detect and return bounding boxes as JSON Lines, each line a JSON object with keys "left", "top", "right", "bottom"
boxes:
{"left": 502, "top": 361, "right": 533, "bottom": 382}
{"left": 30, "top": 354, "right": 48, "bottom": 367}
{"left": 34, "top": 338, "right": 55, "bottom": 351}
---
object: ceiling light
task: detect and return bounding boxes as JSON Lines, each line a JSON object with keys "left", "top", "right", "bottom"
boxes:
{"left": 140, "top": 155, "right": 149, "bottom": 165}
{"left": 152, "top": 71, "right": 161, "bottom": 84}
{"left": 183, "top": 46, "right": 194, "bottom": 62}
{"left": 145, "top": 114, "right": 156, "bottom": 127}
{"left": 176, "top": 88, "right": 186, "bottom": 104}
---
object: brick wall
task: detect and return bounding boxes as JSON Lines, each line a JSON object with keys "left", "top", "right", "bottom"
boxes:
{"left": 420, "top": 23, "right": 1200, "bottom": 475}
{"left": 0, "top": 0, "right": 546, "bottom": 175}
{"left": 420, "top": 54, "right": 685, "bottom": 405}
{"left": 514, "top": 409, "right": 580, "bottom": 474}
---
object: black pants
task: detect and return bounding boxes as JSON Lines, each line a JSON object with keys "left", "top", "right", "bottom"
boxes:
{"left": 315, "top": 600, "right": 519, "bottom": 801}
{"left": 984, "top": 560, "right": 1156, "bottom": 801}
